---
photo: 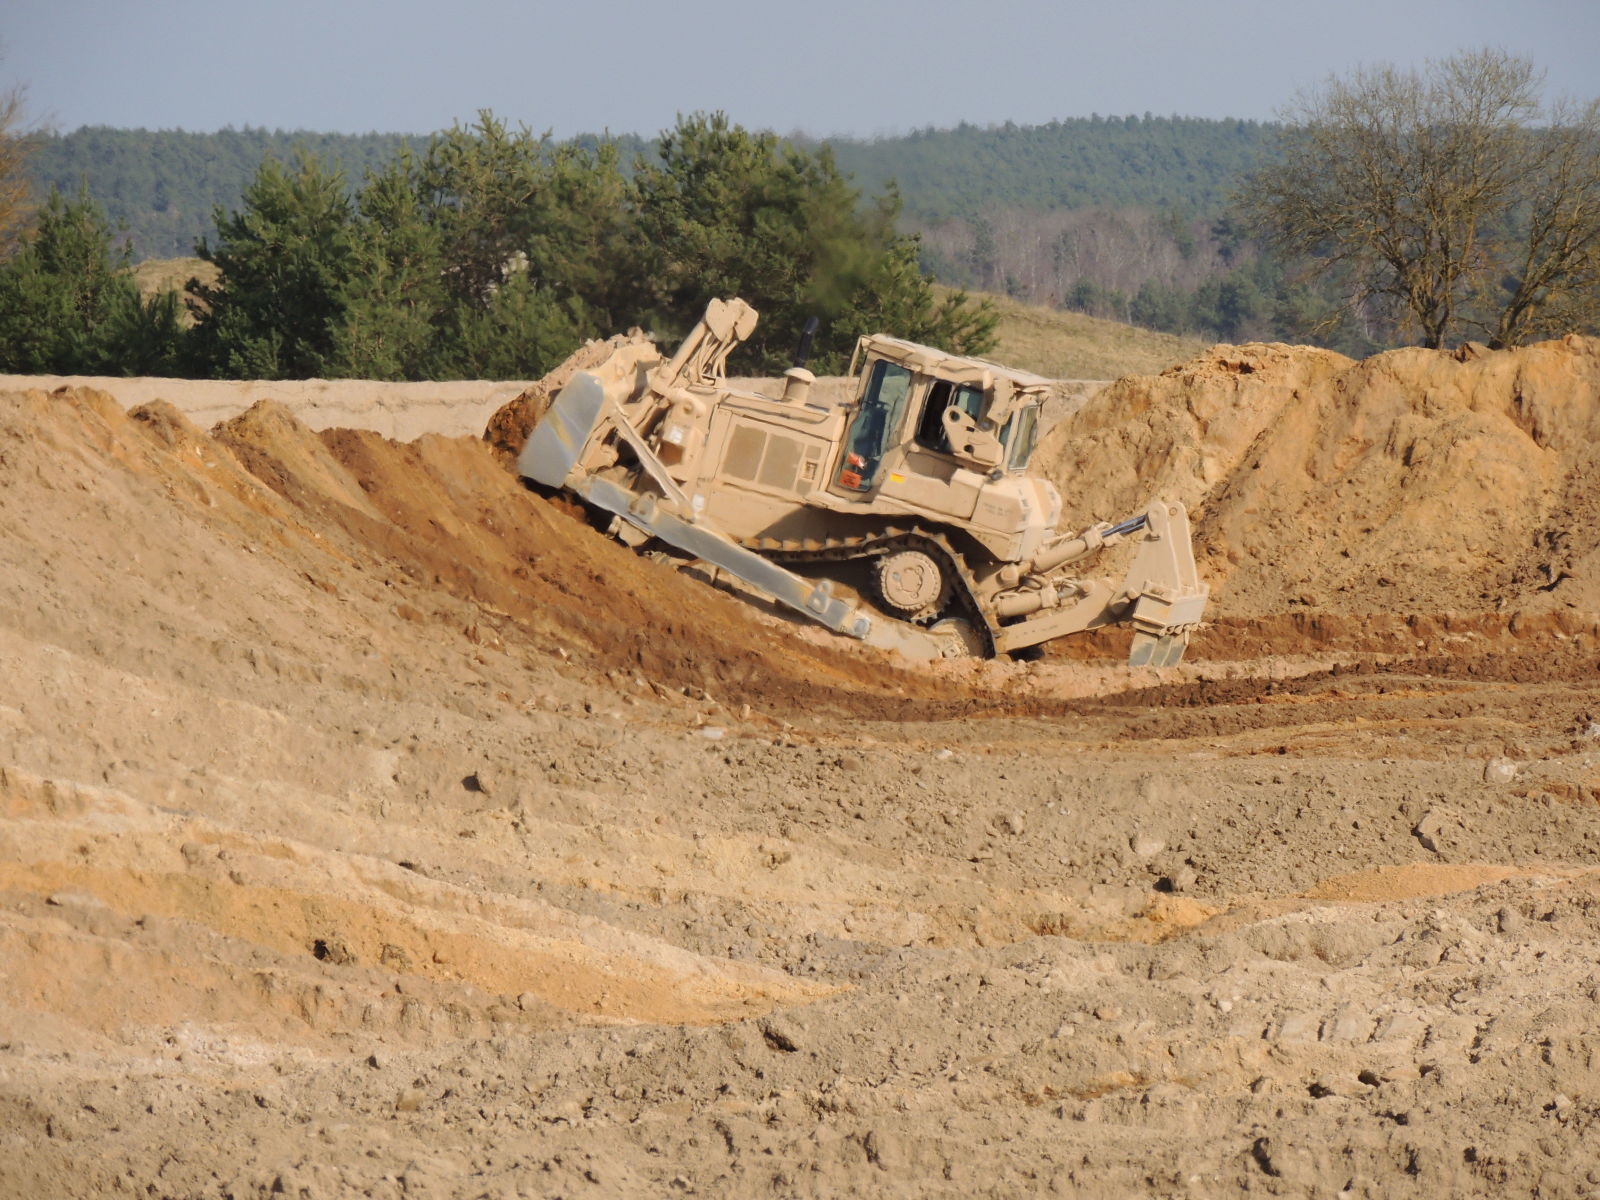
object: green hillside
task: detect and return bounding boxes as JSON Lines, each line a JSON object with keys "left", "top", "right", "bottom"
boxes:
{"left": 27, "top": 126, "right": 651, "bottom": 259}
{"left": 824, "top": 115, "right": 1272, "bottom": 224}
{"left": 978, "top": 289, "right": 1208, "bottom": 380}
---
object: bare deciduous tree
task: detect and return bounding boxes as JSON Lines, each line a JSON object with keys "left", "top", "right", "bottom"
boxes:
{"left": 0, "top": 71, "right": 30, "bottom": 260}
{"left": 1488, "top": 96, "right": 1600, "bottom": 346}
{"left": 1241, "top": 49, "right": 1600, "bottom": 348}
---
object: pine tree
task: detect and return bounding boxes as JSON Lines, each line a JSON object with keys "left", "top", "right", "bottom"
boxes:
{"left": 630, "top": 113, "right": 994, "bottom": 373}
{"left": 332, "top": 157, "right": 447, "bottom": 380}
{"left": 0, "top": 188, "right": 182, "bottom": 374}
{"left": 188, "top": 153, "right": 355, "bottom": 378}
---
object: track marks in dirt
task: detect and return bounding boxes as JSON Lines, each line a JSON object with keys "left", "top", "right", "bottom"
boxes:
{"left": 0, "top": 768, "right": 830, "bottom": 1039}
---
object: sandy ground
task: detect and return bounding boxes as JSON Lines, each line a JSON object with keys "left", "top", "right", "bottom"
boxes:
{"left": 4, "top": 336, "right": 1600, "bottom": 1198}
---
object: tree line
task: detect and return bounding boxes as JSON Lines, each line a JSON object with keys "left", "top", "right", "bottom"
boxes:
{"left": 28, "top": 116, "right": 1269, "bottom": 261}
{"left": 826, "top": 114, "right": 1272, "bottom": 224}
{"left": 0, "top": 112, "right": 997, "bottom": 380}
{"left": 21, "top": 114, "right": 1294, "bottom": 357}
{"left": 3, "top": 112, "right": 1374, "bottom": 357}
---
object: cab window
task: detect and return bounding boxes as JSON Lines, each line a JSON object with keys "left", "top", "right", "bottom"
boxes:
{"left": 914, "top": 380, "right": 986, "bottom": 455}
{"left": 1003, "top": 404, "right": 1040, "bottom": 471}
{"left": 836, "top": 360, "right": 913, "bottom": 491}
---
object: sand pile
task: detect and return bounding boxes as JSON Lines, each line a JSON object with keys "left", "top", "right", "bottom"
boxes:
{"left": 1038, "top": 335, "right": 1600, "bottom": 618}
{"left": 0, "top": 383, "right": 1014, "bottom": 725}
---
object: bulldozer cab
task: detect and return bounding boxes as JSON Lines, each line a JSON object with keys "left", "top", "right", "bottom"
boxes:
{"left": 832, "top": 336, "right": 1047, "bottom": 500}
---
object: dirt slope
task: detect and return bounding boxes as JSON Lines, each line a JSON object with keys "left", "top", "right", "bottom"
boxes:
{"left": 3, "top": 336, "right": 1600, "bottom": 1198}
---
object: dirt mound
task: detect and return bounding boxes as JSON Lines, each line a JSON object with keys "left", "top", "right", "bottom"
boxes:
{"left": 1039, "top": 334, "right": 1600, "bottom": 618}
{"left": 8, "top": 386, "right": 985, "bottom": 719}
{"left": 214, "top": 398, "right": 388, "bottom": 522}
{"left": 0, "top": 383, "right": 882, "bottom": 1060}
{"left": 1033, "top": 341, "right": 1354, "bottom": 520}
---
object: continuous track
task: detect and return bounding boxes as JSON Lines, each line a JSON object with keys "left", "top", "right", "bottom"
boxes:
{"left": 739, "top": 526, "right": 1000, "bottom": 658}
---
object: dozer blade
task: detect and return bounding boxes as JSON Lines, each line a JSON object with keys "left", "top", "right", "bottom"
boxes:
{"left": 518, "top": 372, "right": 607, "bottom": 489}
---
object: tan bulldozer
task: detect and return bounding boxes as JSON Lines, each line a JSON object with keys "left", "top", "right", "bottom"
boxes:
{"left": 519, "top": 298, "right": 1206, "bottom": 663}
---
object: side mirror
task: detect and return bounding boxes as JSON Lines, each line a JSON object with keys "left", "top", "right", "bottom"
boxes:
{"left": 942, "top": 407, "right": 1004, "bottom": 470}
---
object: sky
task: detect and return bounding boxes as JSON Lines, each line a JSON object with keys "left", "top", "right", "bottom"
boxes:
{"left": 5, "top": 0, "right": 1598, "bottom": 140}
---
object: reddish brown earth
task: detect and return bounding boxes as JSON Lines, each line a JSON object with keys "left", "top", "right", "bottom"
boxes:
{"left": 4, "top": 335, "right": 1600, "bottom": 1198}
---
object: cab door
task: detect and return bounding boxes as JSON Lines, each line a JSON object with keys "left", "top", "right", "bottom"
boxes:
{"left": 873, "top": 377, "right": 988, "bottom": 522}
{"left": 829, "top": 358, "right": 915, "bottom": 498}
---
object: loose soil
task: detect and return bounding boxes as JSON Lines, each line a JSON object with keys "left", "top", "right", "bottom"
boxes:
{"left": 4, "top": 333, "right": 1600, "bottom": 1197}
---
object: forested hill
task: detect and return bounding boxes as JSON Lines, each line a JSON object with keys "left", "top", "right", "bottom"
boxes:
{"left": 824, "top": 115, "right": 1274, "bottom": 223}
{"left": 29, "top": 116, "right": 1274, "bottom": 259}
{"left": 29, "top": 128, "right": 427, "bottom": 257}
{"left": 27, "top": 125, "right": 654, "bottom": 258}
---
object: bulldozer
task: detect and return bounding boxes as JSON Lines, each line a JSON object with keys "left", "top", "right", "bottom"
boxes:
{"left": 518, "top": 298, "right": 1207, "bottom": 664}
